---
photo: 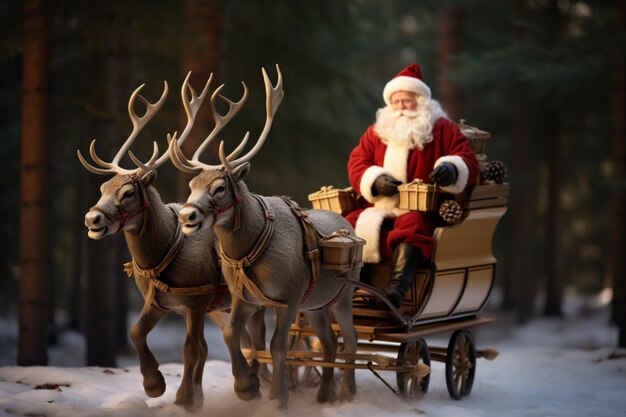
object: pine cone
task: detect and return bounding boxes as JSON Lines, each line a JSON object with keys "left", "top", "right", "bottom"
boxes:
{"left": 439, "top": 200, "right": 464, "bottom": 224}
{"left": 483, "top": 160, "right": 508, "bottom": 184}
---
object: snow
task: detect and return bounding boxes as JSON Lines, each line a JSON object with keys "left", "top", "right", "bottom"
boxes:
{"left": 1, "top": 292, "right": 625, "bottom": 417}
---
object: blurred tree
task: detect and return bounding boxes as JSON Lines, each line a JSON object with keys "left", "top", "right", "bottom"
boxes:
{"left": 613, "top": 0, "right": 626, "bottom": 347}
{"left": 453, "top": 0, "right": 618, "bottom": 322}
{"left": 84, "top": 0, "right": 124, "bottom": 367}
{"left": 437, "top": 6, "right": 465, "bottom": 122}
{"left": 19, "top": 0, "right": 50, "bottom": 365}
{"left": 507, "top": 0, "right": 536, "bottom": 323}
{"left": 177, "top": 0, "right": 223, "bottom": 201}
{"left": 541, "top": 0, "right": 565, "bottom": 317}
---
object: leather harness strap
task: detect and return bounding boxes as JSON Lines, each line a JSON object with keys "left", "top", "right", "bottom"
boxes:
{"left": 279, "top": 196, "right": 323, "bottom": 305}
{"left": 219, "top": 194, "right": 287, "bottom": 308}
{"left": 219, "top": 194, "right": 326, "bottom": 308}
{"left": 124, "top": 207, "right": 215, "bottom": 311}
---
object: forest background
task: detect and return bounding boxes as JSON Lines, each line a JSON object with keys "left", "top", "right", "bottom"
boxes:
{"left": 1, "top": 0, "right": 625, "bottom": 366}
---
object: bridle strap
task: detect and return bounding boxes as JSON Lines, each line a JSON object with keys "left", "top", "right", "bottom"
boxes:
{"left": 115, "top": 174, "right": 150, "bottom": 236}
{"left": 207, "top": 170, "right": 242, "bottom": 230}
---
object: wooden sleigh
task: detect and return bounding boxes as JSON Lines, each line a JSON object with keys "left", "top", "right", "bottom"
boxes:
{"left": 268, "top": 122, "right": 510, "bottom": 400}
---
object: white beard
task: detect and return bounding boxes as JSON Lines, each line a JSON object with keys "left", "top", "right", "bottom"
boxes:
{"left": 374, "top": 97, "right": 446, "bottom": 150}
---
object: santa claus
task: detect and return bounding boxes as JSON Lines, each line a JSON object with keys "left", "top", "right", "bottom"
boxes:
{"left": 345, "top": 63, "right": 479, "bottom": 308}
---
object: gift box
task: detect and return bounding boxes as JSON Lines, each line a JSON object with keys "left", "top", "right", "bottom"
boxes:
{"left": 308, "top": 186, "right": 358, "bottom": 216}
{"left": 398, "top": 179, "right": 439, "bottom": 212}
{"left": 318, "top": 230, "right": 365, "bottom": 272}
{"left": 459, "top": 119, "right": 491, "bottom": 155}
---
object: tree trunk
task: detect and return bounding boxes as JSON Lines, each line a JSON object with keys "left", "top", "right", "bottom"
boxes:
{"left": 612, "top": 0, "right": 626, "bottom": 347}
{"left": 500, "top": 0, "right": 536, "bottom": 322}
{"left": 437, "top": 6, "right": 465, "bottom": 122}
{"left": 542, "top": 0, "right": 564, "bottom": 317}
{"left": 177, "top": 0, "right": 223, "bottom": 201}
{"left": 111, "top": 3, "right": 131, "bottom": 351}
{"left": 85, "top": 1, "right": 121, "bottom": 366}
{"left": 19, "top": 0, "right": 50, "bottom": 366}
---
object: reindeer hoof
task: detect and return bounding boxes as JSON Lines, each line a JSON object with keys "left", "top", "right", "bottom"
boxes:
{"left": 174, "top": 387, "right": 204, "bottom": 411}
{"left": 234, "top": 374, "right": 260, "bottom": 401}
{"left": 144, "top": 371, "right": 166, "bottom": 398}
{"left": 338, "top": 385, "right": 356, "bottom": 402}
{"left": 317, "top": 384, "right": 337, "bottom": 403}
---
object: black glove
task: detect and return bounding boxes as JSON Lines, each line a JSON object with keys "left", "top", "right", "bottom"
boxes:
{"left": 429, "top": 162, "right": 458, "bottom": 187}
{"left": 372, "top": 174, "right": 401, "bottom": 196}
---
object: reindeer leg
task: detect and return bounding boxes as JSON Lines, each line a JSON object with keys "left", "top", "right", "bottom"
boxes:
{"left": 174, "top": 306, "right": 207, "bottom": 410}
{"left": 303, "top": 309, "right": 338, "bottom": 403}
{"left": 270, "top": 305, "right": 298, "bottom": 409}
{"left": 224, "top": 299, "right": 261, "bottom": 401}
{"left": 246, "top": 307, "right": 269, "bottom": 381}
{"left": 330, "top": 290, "right": 358, "bottom": 402}
{"left": 130, "top": 304, "right": 168, "bottom": 398}
{"left": 192, "top": 308, "right": 208, "bottom": 403}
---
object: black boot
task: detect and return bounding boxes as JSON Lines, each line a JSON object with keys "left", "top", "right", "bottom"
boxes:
{"left": 384, "top": 243, "right": 422, "bottom": 308}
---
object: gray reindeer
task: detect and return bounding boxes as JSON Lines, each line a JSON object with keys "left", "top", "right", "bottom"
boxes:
{"left": 78, "top": 74, "right": 266, "bottom": 410}
{"left": 167, "top": 66, "right": 361, "bottom": 408}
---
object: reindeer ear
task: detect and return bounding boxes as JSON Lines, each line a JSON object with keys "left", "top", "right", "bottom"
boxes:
{"left": 231, "top": 162, "right": 250, "bottom": 182}
{"left": 140, "top": 170, "right": 157, "bottom": 186}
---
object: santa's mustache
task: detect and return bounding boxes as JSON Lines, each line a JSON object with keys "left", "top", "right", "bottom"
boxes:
{"left": 391, "top": 109, "right": 419, "bottom": 118}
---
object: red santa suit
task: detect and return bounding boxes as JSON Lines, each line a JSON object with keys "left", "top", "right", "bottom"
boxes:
{"left": 346, "top": 117, "right": 479, "bottom": 263}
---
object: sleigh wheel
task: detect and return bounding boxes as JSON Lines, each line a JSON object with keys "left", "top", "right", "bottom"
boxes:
{"left": 286, "top": 334, "right": 321, "bottom": 388}
{"left": 396, "top": 337, "right": 430, "bottom": 399}
{"left": 445, "top": 329, "right": 476, "bottom": 399}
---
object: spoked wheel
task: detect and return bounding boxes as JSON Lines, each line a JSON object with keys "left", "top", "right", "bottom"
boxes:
{"left": 445, "top": 329, "right": 476, "bottom": 399}
{"left": 396, "top": 337, "right": 431, "bottom": 399}
{"left": 286, "top": 334, "right": 321, "bottom": 389}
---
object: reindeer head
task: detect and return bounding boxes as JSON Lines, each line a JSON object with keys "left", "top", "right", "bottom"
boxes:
{"left": 168, "top": 65, "right": 284, "bottom": 235}
{"left": 79, "top": 73, "right": 212, "bottom": 238}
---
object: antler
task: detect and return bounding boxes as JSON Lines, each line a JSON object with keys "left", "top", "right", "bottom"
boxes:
{"left": 221, "top": 64, "right": 284, "bottom": 171}
{"left": 169, "top": 64, "right": 283, "bottom": 173}
{"left": 77, "top": 81, "right": 169, "bottom": 176}
{"left": 168, "top": 78, "right": 249, "bottom": 173}
{"left": 129, "top": 72, "right": 212, "bottom": 172}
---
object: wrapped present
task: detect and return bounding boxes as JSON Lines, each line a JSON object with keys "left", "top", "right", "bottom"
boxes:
{"left": 308, "top": 186, "right": 358, "bottom": 216}
{"left": 459, "top": 119, "right": 490, "bottom": 155}
{"left": 398, "top": 179, "right": 439, "bottom": 212}
{"left": 318, "top": 230, "right": 365, "bottom": 272}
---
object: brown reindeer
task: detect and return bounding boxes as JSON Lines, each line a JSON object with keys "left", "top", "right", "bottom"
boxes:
{"left": 78, "top": 74, "right": 266, "bottom": 410}
{"left": 168, "top": 66, "right": 361, "bottom": 408}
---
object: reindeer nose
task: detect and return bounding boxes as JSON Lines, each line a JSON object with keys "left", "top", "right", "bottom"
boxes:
{"left": 179, "top": 206, "right": 199, "bottom": 224}
{"left": 85, "top": 211, "right": 102, "bottom": 227}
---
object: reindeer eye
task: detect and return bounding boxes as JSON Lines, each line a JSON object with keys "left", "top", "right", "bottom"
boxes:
{"left": 214, "top": 185, "right": 225, "bottom": 195}
{"left": 123, "top": 190, "right": 134, "bottom": 199}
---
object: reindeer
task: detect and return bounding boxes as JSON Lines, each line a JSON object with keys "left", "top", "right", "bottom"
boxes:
{"left": 167, "top": 65, "right": 361, "bottom": 408}
{"left": 77, "top": 74, "right": 266, "bottom": 410}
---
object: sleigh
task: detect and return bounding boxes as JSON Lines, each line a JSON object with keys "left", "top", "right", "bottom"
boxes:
{"left": 253, "top": 121, "right": 509, "bottom": 400}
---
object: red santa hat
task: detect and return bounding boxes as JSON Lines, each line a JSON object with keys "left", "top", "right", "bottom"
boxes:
{"left": 382, "top": 63, "right": 431, "bottom": 105}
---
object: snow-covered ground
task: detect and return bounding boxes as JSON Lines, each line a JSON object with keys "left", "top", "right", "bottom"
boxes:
{"left": 0, "top": 290, "right": 625, "bottom": 417}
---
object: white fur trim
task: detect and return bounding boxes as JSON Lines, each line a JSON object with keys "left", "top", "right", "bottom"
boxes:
{"left": 360, "top": 165, "right": 387, "bottom": 203}
{"left": 434, "top": 155, "right": 469, "bottom": 194}
{"left": 355, "top": 207, "right": 392, "bottom": 263}
{"left": 383, "top": 144, "right": 409, "bottom": 182}
{"left": 383, "top": 76, "right": 431, "bottom": 104}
